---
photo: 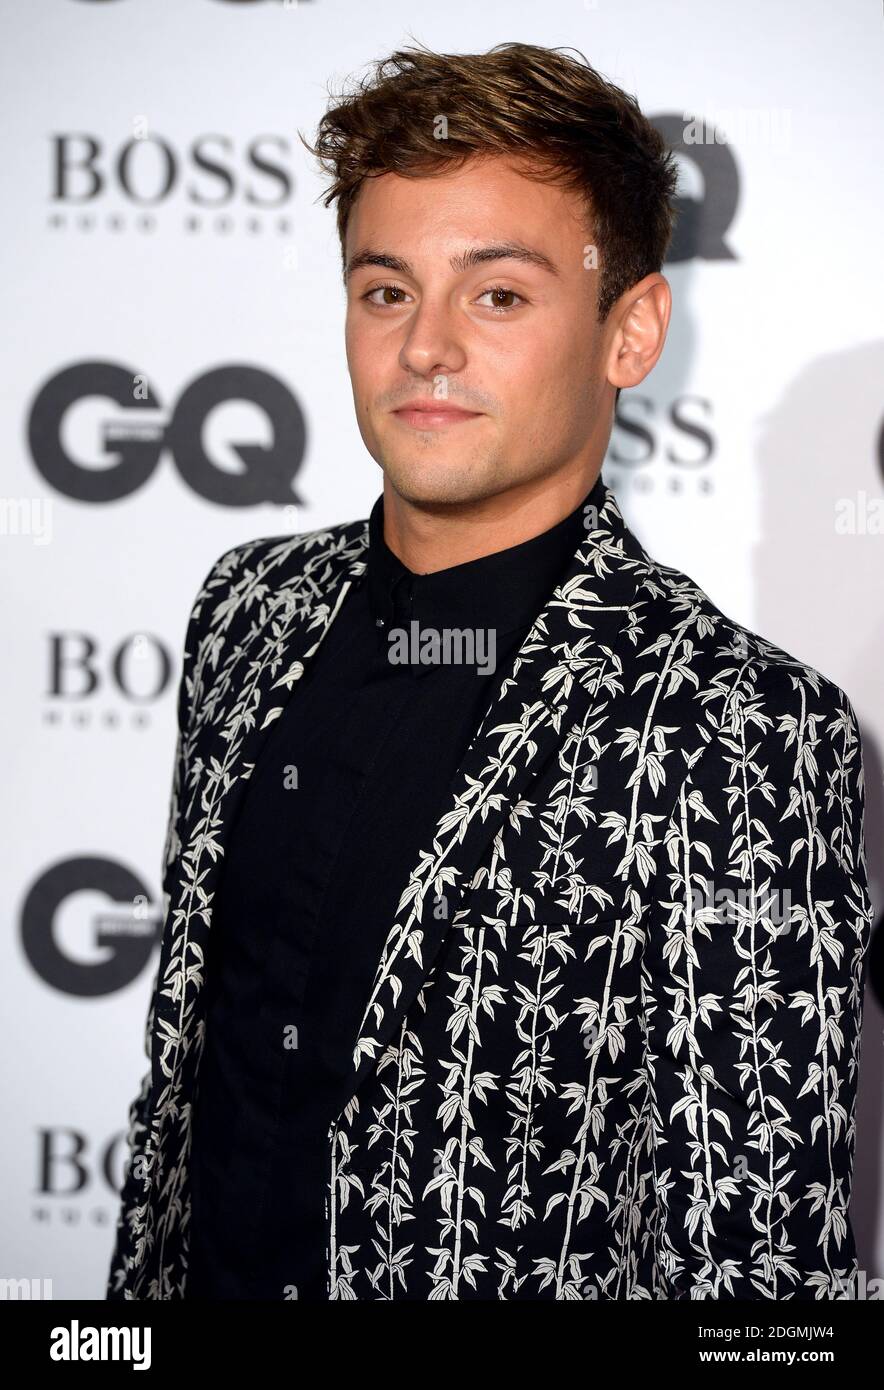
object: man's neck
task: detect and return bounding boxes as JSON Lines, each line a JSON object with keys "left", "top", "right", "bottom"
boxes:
{"left": 381, "top": 466, "right": 603, "bottom": 575}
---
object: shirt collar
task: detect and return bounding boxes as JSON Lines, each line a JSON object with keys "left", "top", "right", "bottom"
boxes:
{"left": 366, "top": 473, "right": 606, "bottom": 646}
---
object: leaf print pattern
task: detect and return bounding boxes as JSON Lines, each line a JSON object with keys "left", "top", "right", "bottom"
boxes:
{"left": 643, "top": 663, "right": 870, "bottom": 1298}
{"left": 107, "top": 482, "right": 873, "bottom": 1301}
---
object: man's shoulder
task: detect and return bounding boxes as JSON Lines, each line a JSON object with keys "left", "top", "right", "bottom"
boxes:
{"left": 188, "top": 515, "right": 370, "bottom": 628}
{"left": 641, "top": 553, "right": 868, "bottom": 886}
{"left": 202, "top": 515, "right": 369, "bottom": 587}
{"left": 641, "top": 552, "right": 858, "bottom": 728}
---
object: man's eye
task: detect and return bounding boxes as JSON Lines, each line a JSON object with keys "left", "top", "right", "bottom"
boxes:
{"left": 360, "top": 284, "right": 525, "bottom": 313}
{"left": 363, "top": 284, "right": 410, "bottom": 306}
{"left": 476, "top": 286, "right": 524, "bottom": 312}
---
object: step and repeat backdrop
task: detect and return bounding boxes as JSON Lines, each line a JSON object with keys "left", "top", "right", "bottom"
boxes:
{"left": 2, "top": 0, "right": 882, "bottom": 1298}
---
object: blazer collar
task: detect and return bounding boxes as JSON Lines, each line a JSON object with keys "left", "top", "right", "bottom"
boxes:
{"left": 365, "top": 476, "right": 603, "bottom": 643}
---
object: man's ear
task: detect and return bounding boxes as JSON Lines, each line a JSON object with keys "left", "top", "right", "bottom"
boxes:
{"left": 605, "top": 274, "right": 672, "bottom": 391}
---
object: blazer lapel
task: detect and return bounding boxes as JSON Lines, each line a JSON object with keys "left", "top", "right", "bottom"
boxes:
{"left": 342, "top": 481, "right": 655, "bottom": 1112}
{"left": 153, "top": 524, "right": 370, "bottom": 1098}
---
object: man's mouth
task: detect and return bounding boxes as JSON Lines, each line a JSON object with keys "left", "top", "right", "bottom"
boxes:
{"left": 391, "top": 403, "right": 484, "bottom": 429}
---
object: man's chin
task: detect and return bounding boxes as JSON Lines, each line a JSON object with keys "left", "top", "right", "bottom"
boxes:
{"left": 379, "top": 456, "right": 508, "bottom": 510}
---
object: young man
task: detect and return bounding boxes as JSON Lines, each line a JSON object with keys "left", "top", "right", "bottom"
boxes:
{"left": 108, "top": 42, "right": 873, "bottom": 1301}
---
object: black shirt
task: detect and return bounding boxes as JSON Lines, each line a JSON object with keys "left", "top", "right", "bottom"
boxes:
{"left": 186, "top": 477, "right": 603, "bottom": 1300}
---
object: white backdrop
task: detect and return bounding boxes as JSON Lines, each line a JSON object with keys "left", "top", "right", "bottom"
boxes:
{"left": 1, "top": 0, "right": 882, "bottom": 1299}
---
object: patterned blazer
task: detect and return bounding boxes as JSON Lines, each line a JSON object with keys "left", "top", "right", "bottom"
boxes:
{"left": 107, "top": 479, "right": 873, "bottom": 1301}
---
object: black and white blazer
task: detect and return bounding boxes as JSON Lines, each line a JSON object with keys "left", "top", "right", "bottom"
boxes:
{"left": 107, "top": 479, "right": 873, "bottom": 1300}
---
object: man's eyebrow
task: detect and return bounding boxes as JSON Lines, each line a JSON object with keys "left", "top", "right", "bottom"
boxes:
{"left": 343, "top": 242, "right": 560, "bottom": 284}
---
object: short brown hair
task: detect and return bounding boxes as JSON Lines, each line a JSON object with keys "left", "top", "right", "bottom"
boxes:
{"left": 301, "top": 40, "right": 678, "bottom": 320}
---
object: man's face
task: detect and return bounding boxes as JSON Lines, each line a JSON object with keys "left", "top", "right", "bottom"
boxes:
{"left": 343, "top": 155, "right": 613, "bottom": 508}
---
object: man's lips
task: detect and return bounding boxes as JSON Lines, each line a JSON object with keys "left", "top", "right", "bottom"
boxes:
{"left": 391, "top": 403, "right": 484, "bottom": 429}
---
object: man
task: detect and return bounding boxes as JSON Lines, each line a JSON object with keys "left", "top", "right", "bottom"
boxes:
{"left": 107, "top": 42, "right": 873, "bottom": 1301}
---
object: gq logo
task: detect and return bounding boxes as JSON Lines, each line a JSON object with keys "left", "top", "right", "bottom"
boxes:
{"left": 651, "top": 112, "right": 740, "bottom": 264}
{"left": 21, "top": 857, "right": 162, "bottom": 997}
{"left": 28, "top": 362, "right": 306, "bottom": 505}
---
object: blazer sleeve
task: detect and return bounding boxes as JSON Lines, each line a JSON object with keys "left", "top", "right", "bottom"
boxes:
{"left": 644, "top": 666, "right": 873, "bottom": 1300}
{"left": 105, "top": 553, "right": 225, "bottom": 1298}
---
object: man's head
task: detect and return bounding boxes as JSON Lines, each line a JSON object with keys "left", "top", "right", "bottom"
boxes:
{"left": 302, "top": 42, "right": 677, "bottom": 513}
